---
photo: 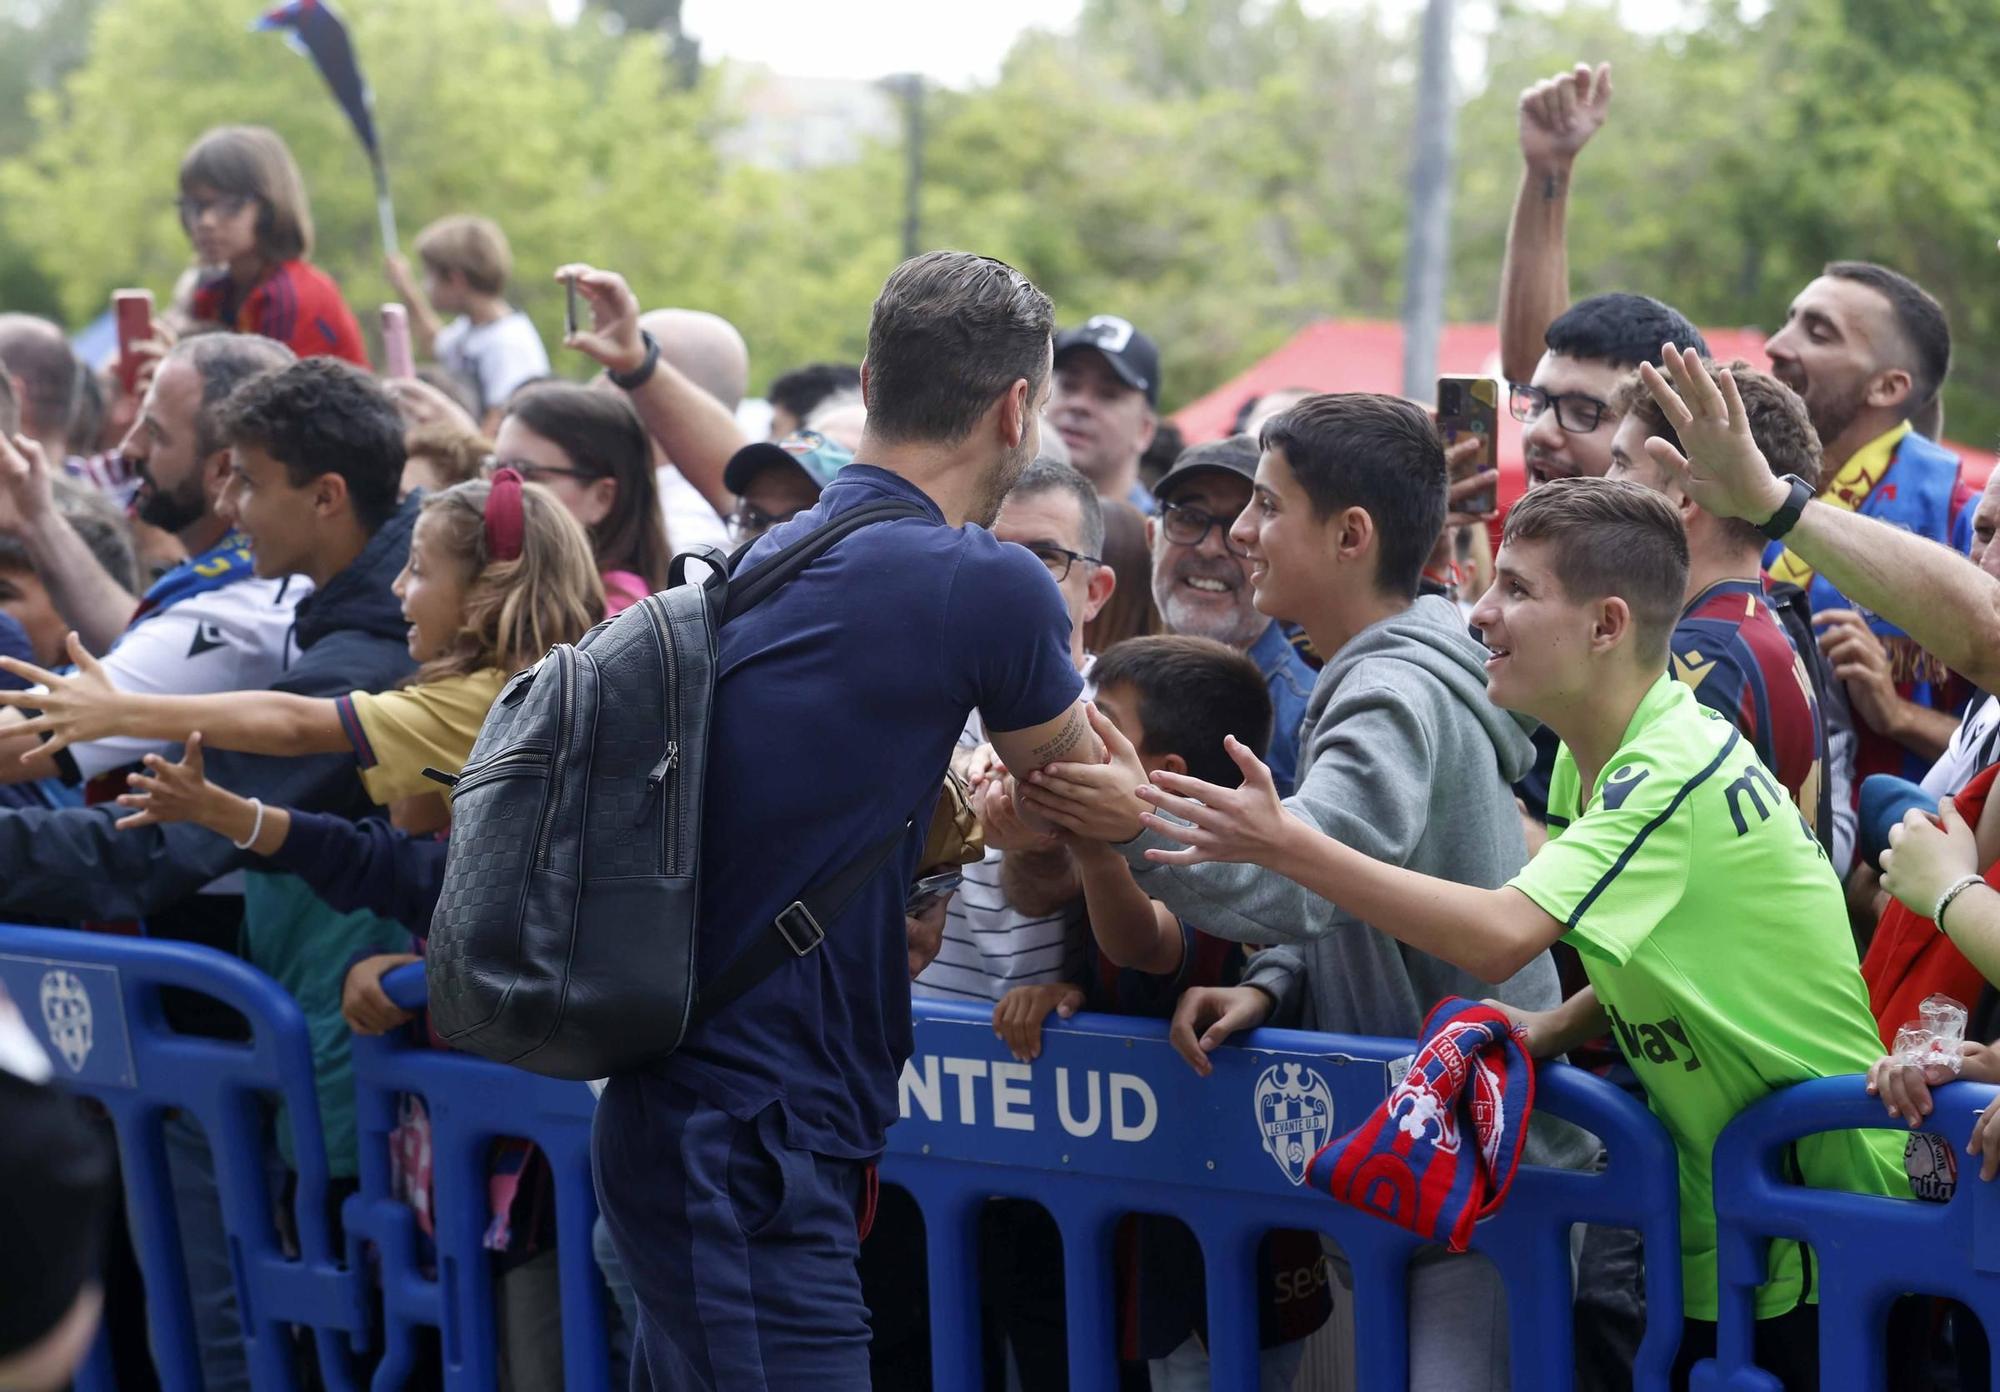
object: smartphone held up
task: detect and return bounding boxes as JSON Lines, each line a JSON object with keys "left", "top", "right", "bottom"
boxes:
{"left": 113, "top": 289, "right": 155, "bottom": 395}
{"left": 380, "top": 303, "right": 414, "bottom": 380}
{"left": 1436, "top": 375, "right": 1499, "bottom": 516}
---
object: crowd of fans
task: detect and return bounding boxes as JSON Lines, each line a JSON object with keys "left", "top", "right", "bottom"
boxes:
{"left": 6, "top": 56, "right": 2000, "bottom": 1392}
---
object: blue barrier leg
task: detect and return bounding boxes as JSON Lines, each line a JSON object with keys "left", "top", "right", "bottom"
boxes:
{"left": 1046, "top": 1191, "right": 1119, "bottom": 1392}
{"left": 1192, "top": 1216, "right": 1261, "bottom": 1392}
{"left": 543, "top": 1126, "right": 611, "bottom": 1392}
{"left": 903, "top": 1169, "right": 984, "bottom": 1391}
{"left": 1345, "top": 1229, "right": 1413, "bottom": 1392}
{"left": 111, "top": 1101, "right": 205, "bottom": 1392}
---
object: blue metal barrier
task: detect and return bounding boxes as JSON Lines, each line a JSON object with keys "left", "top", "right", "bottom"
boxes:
{"left": 1695, "top": 1075, "right": 2000, "bottom": 1390}
{"left": 345, "top": 963, "right": 609, "bottom": 1391}
{"left": 0, "top": 926, "right": 370, "bottom": 1392}
{"left": 881, "top": 999, "right": 1685, "bottom": 1392}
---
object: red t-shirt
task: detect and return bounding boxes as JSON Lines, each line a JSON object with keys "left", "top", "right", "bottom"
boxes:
{"left": 191, "top": 260, "right": 369, "bottom": 368}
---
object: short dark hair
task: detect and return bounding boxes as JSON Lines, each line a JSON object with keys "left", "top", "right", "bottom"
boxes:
{"left": 507, "top": 383, "right": 670, "bottom": 590}
{"left": 216, "top": 358, "right": 402, "bottom": 531}
{"left": 0, "top": 315, "right": 80, "bottom": 437}
{"left": 863, "top": 252, "right": 1054, "bottom": 446}
{"left": 1092, "top": 635, "right": 1274, "bottom": 788}
{"left": 1005, "top": 456, "right": 1105, "bottom": 558}
{"left": 1545, "top": 293, "right": 1709, "bottom": 370}
{"left": 178, "top": 125, "right": 314, "bottom": 262}
{"left": 1501, "top": 477, "right": 1688, "bottom": 661}
{"left": 1824, "top": 260, "right": 1952, "bottom": 416}
{"left": 170, "top": 333, "right": 297, "bottom": 459}
{"left": 1611, "top": 361, "right": 1823, "bottom": 549}
{"left": 769, "top": 363, "right": 862, "bottom": 423}
{"left": 1257, "top": 393, "right": 1445, "bottom": 598}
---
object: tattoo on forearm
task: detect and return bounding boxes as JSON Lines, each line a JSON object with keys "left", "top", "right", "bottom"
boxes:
{"left": 1029, "top": 708, "right": 1088, "bottom": 765}
{"left": 1542, "top": 172, "right": 1566, "bottom": 201}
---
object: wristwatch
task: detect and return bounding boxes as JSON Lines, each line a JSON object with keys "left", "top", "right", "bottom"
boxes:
{"left": 1757, "top": 474, "right": 1815, "bottom": 542}
{"left": 608, "top": 331, "right": 661, "bottom": 391}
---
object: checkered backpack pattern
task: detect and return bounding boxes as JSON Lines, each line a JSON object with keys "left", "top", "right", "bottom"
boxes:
{"left": 426, "top": 498, "right": 929, "bottom": 1079}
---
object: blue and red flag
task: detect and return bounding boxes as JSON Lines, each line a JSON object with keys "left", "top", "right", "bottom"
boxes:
{"left": 254, "top": 0, "right": 399, "bottom": 253}
{"left": 255, "top": 0, "right": 378, "bottom": 157}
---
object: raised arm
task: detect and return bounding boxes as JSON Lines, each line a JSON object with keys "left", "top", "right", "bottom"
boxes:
{"left": 0, "top": 434, "right": 139, "bottom": 653}
{"left": 1071, "top": 838, "right": 1184, "bottom": 976}
{"left": 1642, "top": 347, "right": 2000, "bottom": 696}
{"left": 1498, "top": 63, "right": 1612, "bottom": 384}
{"left": 0, "top": 634, "right": 347, "bottom": 761}
{"left": 556, "top": 264, "right": 744, "bottom": 518}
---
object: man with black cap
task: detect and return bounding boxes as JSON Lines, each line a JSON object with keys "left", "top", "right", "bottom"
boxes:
{"left": 1050, "top": 314, "right": 1162, "bottom": 513}
{"left": 1151, "top": 434, "right": 1317, "bottom": 796}
{"left": 720, "top": 429, "right": 855, "bottom": 544}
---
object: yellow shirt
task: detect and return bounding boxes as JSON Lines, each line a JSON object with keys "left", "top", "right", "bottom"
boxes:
{"left": 334, "top": 668, "right": 507, "bottom": 805}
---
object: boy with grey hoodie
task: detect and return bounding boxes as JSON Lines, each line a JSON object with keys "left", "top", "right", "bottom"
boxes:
{"left": 1018, "top": 393, "right": 1593, "bottom": 1392}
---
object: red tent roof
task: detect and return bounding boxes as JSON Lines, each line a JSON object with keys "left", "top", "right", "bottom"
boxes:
{"left": 1171, "top": 320, "right": 1994, "bottom": 514}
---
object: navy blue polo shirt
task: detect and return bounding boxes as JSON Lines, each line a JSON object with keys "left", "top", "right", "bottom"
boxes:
{"left": 649, "top": 465, "right": 1082, "bottom": 1158}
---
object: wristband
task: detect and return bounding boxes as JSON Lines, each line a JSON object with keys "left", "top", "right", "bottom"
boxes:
{"left": 231, "top": 797, "right": 266, "bottom": 851}
{"left": 608, "top": 331, "right": 661, "bottom": 391}
{"left": 1757, "top": 474, "right": 1815, "bottom": 542}
{"left": 1933, "top": 874, "right": 1988, "bottom": 934}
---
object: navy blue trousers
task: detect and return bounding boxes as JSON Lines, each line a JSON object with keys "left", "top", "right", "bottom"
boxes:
{"left": 593, "top": 1074, "right": 872, "bottom": 1391}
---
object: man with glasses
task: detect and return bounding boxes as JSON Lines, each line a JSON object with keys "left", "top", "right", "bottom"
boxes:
{"left": 1150, "top": 435, "right": 1316, "bottom": 796}
{"left": 717, "top": 429, "right": 855, "bottom": 545}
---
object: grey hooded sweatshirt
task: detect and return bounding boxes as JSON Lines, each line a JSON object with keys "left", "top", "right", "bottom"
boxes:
{"left": 1119, "top": 594, "right": 1594, "bottom": 1169}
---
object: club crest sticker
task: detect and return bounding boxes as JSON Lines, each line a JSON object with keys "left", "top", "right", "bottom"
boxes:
{"left": 38, "top": 968, "right": 93, "bottom": 1073}
{"left": 1906, "top": 1130, "right": 1957, "bottom": 1204}
{"left": 1255, "top": 1062, "right": 1334, "bottom": 1186}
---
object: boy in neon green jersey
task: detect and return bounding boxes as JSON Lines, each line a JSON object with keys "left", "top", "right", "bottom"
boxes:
{"left": 1021, "top": 473, "right": 1903, "bottom": 1390}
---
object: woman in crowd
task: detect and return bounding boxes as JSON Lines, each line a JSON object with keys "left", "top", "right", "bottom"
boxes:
{"left": 493, "top": 382, "right": 671, "bottom": 612}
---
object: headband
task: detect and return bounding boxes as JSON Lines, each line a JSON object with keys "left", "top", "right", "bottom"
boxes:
{"left": 484, "top": 467, "right": 525, "bottom": 562}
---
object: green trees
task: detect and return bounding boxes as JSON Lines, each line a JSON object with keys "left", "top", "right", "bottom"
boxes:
{"left": 3, "top": 0, "right": 1997, "bottom": 432}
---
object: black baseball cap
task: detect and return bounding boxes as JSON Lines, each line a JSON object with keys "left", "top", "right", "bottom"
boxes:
{"left": 1155, "top": 434, "right": 1260, "bottom": 505}
{"left": 1054, "top": 315, "right": 1161, "bottom": 406}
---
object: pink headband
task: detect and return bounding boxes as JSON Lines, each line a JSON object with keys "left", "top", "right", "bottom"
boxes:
{"left": 484, "top": 467, "right": 525, "bottom": 562}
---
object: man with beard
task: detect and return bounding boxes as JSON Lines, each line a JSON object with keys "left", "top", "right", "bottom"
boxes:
{"left": 1761, "top": 262, "right": 1977, "bottom": 783}
{"left": 0, "top": 333, "right": 304, "bottom": 792}
{"left": 1150, "top": 435, "right": 1316, "bottom": 795}
{"left": 585, "top": 251, "right": 1099, "bottom": 1389}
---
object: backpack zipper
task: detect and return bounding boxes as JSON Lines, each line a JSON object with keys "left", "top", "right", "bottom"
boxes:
{"left": 448, "top": 745, "right": 552, "bottom": 798}
{"left": 641, "top": 597, "right": 681, "bottom": 873}
{"left": 535, "top": 647, "right": 573, "bottom": 869}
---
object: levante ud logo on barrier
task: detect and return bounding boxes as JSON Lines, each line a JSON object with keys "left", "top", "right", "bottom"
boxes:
{"left": 38, "top": 968, "right": 93, "bottom": 1073}
{"left": 1255, "top": 1062, "right": 1334, "bottom": 1186}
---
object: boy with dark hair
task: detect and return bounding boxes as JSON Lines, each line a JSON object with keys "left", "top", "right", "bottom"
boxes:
{"left": 387, "top": 214, "right": 551, "bottom": 428}
{"left": 1017, "top": 392, "right": 1589, "bottom": 1388}
{"left": 993, "top": 634, "right": 1330, "bottom": 1385}
{"left": 1115, "top": 476, "right": 1903, "bottom": 1389}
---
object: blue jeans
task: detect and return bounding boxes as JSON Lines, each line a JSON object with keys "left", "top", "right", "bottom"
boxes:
{"left": 594, "top": 1076, "right": 871, "bottom": 1391}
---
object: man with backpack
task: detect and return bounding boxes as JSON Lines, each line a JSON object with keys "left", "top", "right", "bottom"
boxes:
{"left": 564, "top": 254, "right": 1101, "bottom": 1389}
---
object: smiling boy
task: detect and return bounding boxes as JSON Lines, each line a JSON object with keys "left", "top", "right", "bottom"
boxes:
{"left": 1091, "top": 476, "right": 1902, "bottom": 1388}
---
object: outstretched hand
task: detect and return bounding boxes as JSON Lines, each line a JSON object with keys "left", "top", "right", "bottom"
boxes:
{"left": 1132, "top": 735, "right": 1299, "bottom": 869}
{"left": 114, "top": 732, "right": 217, "bottom": 830}
{"left": 0, "top": 632, "right": 129, "bottom": 758}
{"left": 1017, "top": 703, "right": 1151, "bottom": 843}
{"left": 555, "top": 264, "right": 647, "bottom": 378}
{"left": 1637, "top": 346, "right": 1792, "bottom": 524}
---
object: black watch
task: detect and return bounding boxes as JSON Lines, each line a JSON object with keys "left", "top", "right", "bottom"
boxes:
{"left": 1757, "top": 474, "right": 1815, "bottom": 542}
{"left": 608, "top": 331, "right": 661, "bottom": 391}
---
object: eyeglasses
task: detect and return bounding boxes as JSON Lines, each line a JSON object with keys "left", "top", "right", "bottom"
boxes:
{"left": 1159, "top": 501, "right": 1251, "bottom": 558}
{"left": 1025, "top": 543, "right": 1102, "bottom": 583}
{"left": 175, "top": 194, "right": 252, "bottom": 228}
{"left": 482, "top": 456, "right": 595, "bottom": 485}
{"left": 728, "top": 504, "right": 803, "bottom": 542}
{"left": 1509, "top": 382, "right": 1611, "bottom": 435}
